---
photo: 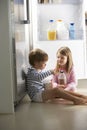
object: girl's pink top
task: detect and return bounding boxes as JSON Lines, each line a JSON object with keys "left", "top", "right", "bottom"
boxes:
{"left": 52, "top": 66, "right": 77, "bottom": 91}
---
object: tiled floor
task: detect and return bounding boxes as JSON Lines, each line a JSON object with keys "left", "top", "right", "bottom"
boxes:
{"left": 0, "top": 79, "right": 87, "bottom": 130}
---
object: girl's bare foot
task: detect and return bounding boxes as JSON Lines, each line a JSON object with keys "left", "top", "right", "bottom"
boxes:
{"left": 75, "top": 93, "right": 87, "bottom": 104}
{"left": 74, "top": 98, "right": 87, "bottom": 105}
{"left": 79, "top": 95, "right": 87, "bottom": 100}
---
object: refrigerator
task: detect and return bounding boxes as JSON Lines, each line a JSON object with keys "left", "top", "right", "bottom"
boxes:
{"left": 0, "top": 0, "right": 33, "bottom": 112}
{"left": 0, "top": 0, "right": 87, "bottom": 113}
{"left": 12, "top": 0, "right": 87, "bottom": 106}
{"left": 12, "top": 0, "right": 32, "bottom": 106}
{"left": 30, "top": 0, "right": 87, "bottom": 79}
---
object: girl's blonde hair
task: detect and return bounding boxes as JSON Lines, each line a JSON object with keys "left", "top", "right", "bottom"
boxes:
{"left": 29, "top": 48, "right": 48, "bottom": 66}
{"left": 55, "top": 46, "right": 73, "bottom": 73}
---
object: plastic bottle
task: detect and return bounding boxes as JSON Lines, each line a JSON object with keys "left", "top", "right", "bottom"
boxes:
{"left": 69, "top": 23, "right": 75, "bottom": 39}
{"left": 47, "top": 20, "right": 56, "bottom": 40}
{"left": 57, "top": 20, "right": 69, "bottom": 40}
{"left": 58, "top": 70, "right": 67, "bottom": 85}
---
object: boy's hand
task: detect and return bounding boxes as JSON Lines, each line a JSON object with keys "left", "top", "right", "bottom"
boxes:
{"left": 44, "top": 80, "right": 53, "bottom": 90}
{"left": 50, "top": 69, "right": 57, "bottom": 75}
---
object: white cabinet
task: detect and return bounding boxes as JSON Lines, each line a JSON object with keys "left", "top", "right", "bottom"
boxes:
{"left": 31, "top": 0, "right": 87, "bottom": 79}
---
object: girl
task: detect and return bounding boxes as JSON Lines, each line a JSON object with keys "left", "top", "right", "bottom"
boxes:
{"left": 52, "top": 46, "right": 77, "bottom": 92}
{"left": 26, "top": 48, "right": 87, "bottom": 105}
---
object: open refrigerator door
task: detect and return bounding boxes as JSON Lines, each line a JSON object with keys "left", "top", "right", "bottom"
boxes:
{"left": 12, "top": 0, "right": 31, "bottom": 106}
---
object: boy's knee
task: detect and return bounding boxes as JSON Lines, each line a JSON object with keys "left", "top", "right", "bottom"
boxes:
{"left": 52, "top": 87, "right": 59, "bottom": 94}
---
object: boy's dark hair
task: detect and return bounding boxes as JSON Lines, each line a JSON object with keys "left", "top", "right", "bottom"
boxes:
{"left": 29, "top": 48, "right": 48, "bottom": 66}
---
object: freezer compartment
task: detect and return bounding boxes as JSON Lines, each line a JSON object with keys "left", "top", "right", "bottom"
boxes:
{"left": 14, "top": 80, "right": 27, "bottom": 106}
{"left": 14, "top": 41, "right": 28, "bottom": 106}
{"left": 14, "top": 61, "right": 28, "bottom": 107}
{"left": 14, "top": 66, "right": 28, "bottom": 106}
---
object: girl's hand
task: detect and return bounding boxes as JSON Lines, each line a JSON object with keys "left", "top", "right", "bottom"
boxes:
{"left": 58, "top": 84, "right": 66, "bottom": 89}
